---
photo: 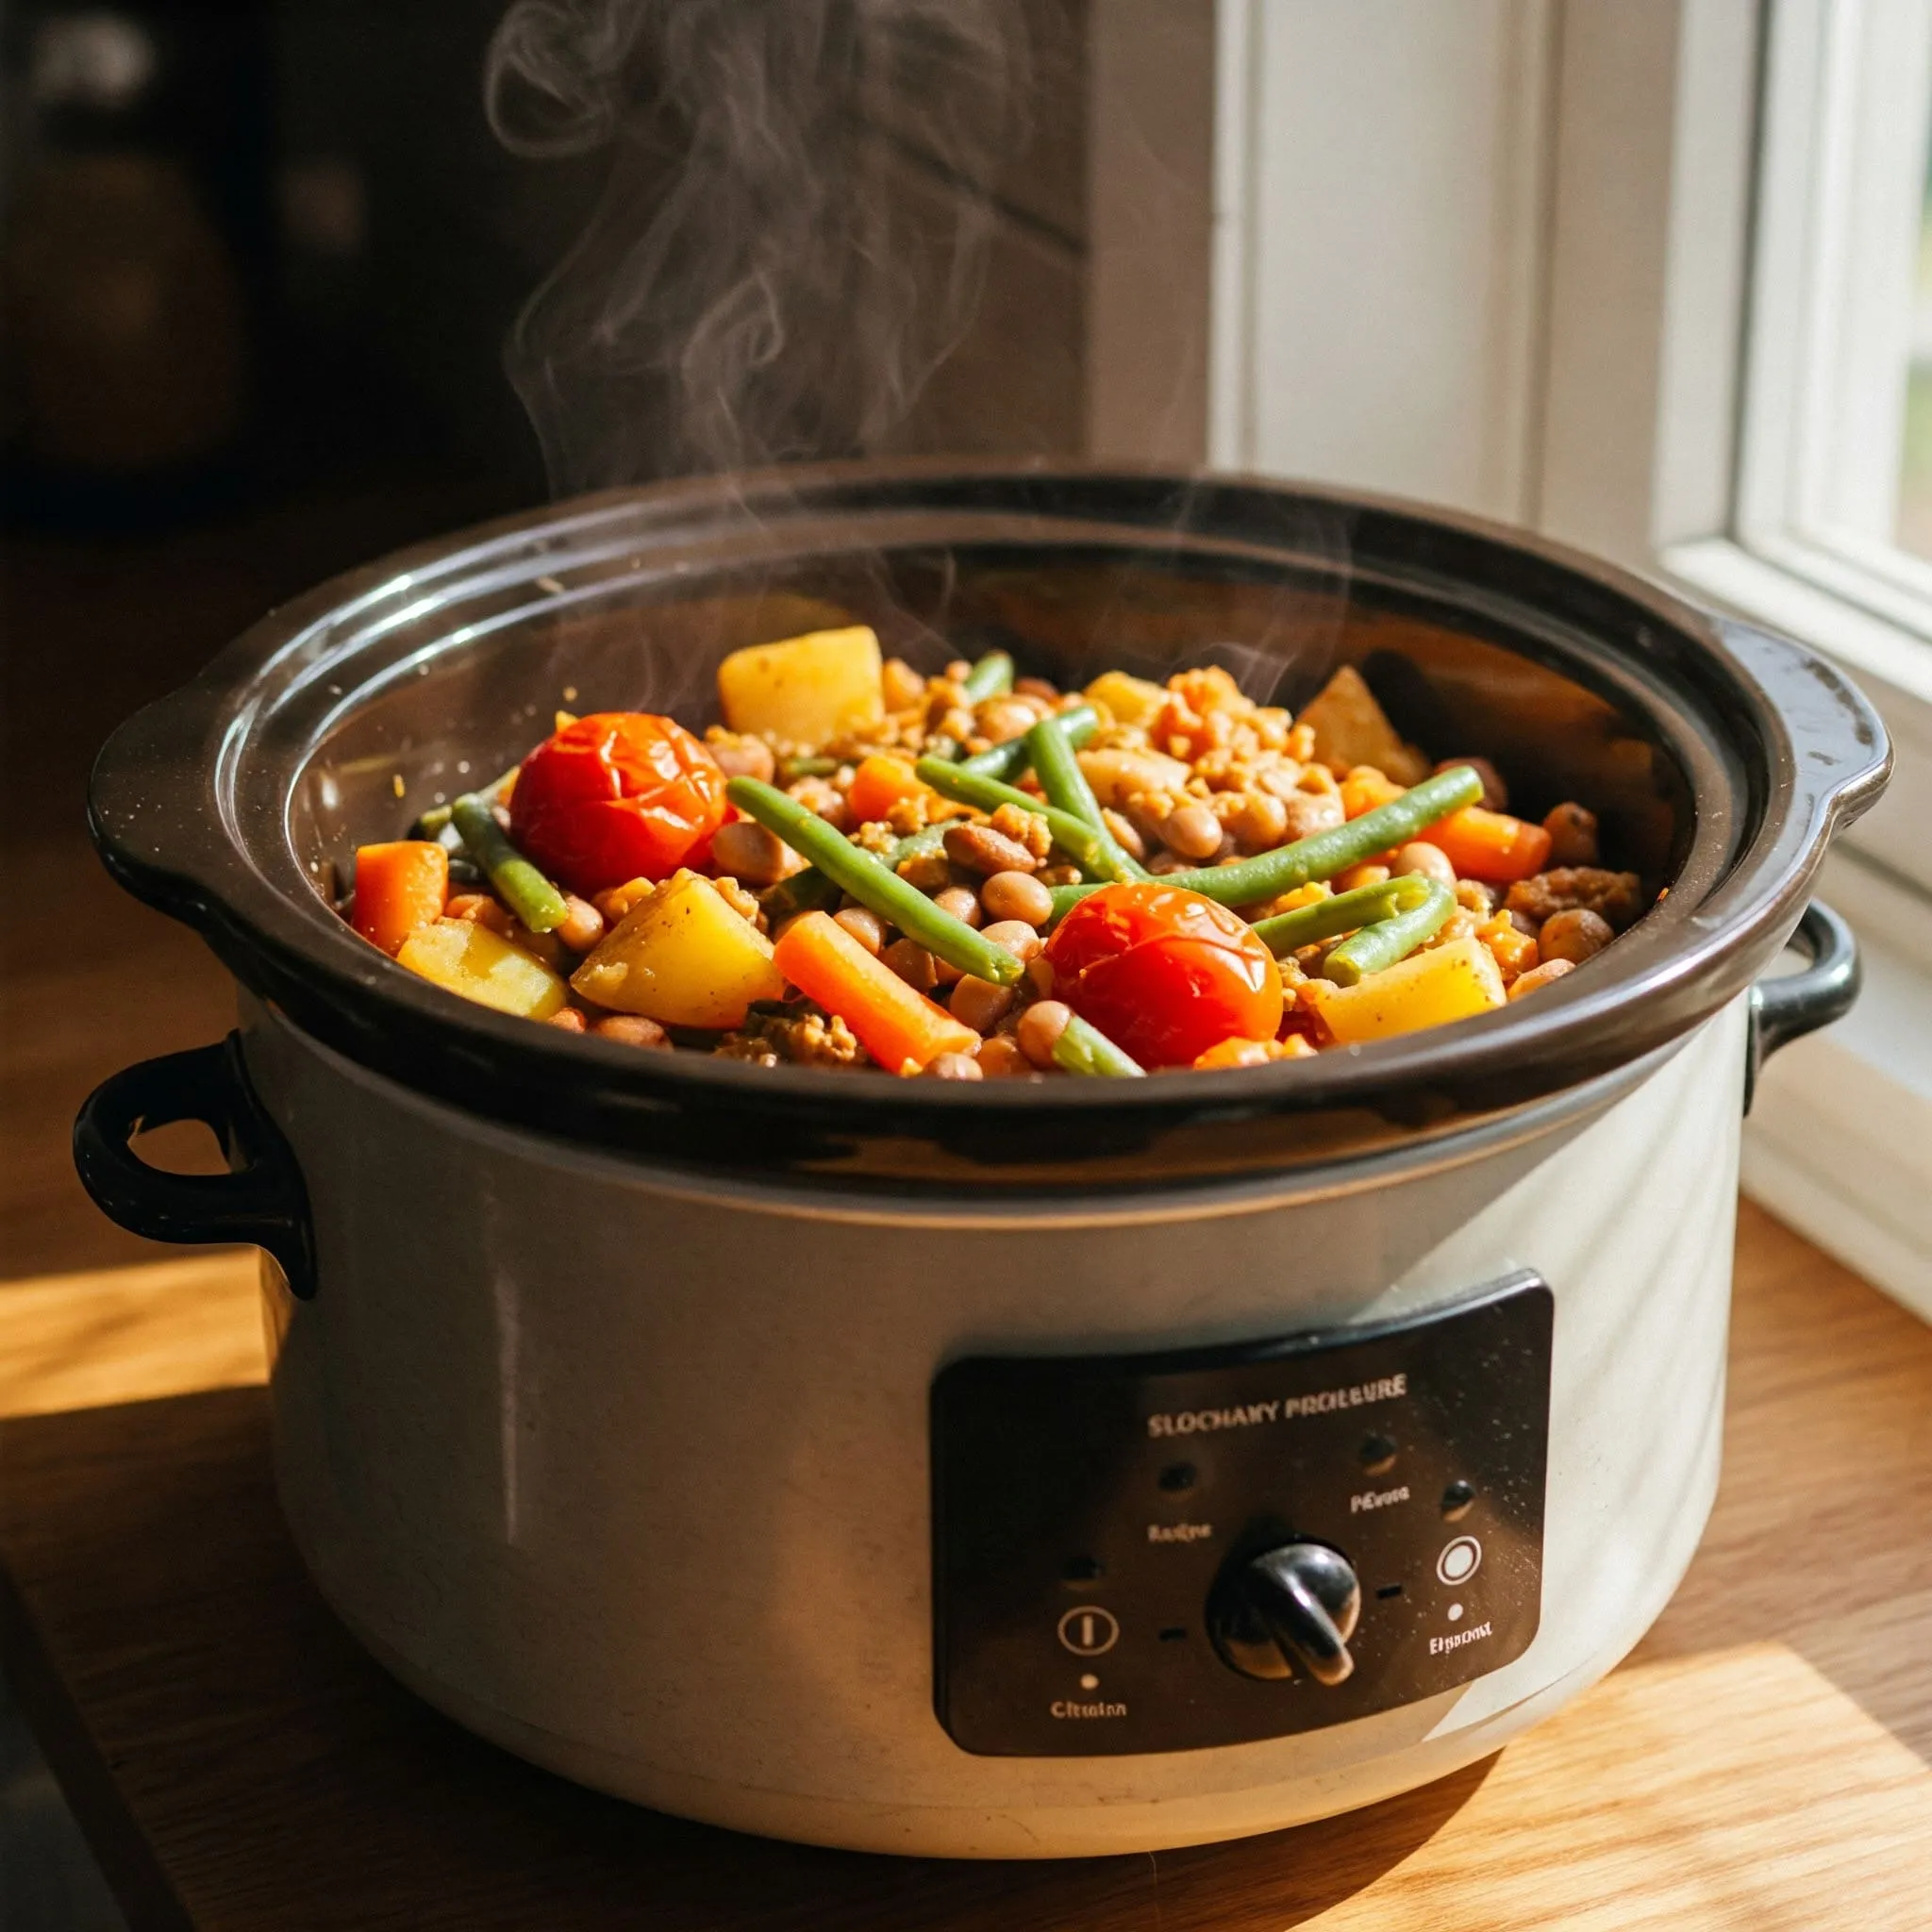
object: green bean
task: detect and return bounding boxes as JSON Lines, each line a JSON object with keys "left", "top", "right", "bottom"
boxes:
{"left": 762, "top": 823, "right": 948, "bottom": 924}
{"left": 759, "top": 867, "right": 843, "bottom": 923}
{"left": 912, "top": 758, "right": 1120, "bottom": 882}
{"left": 1250, "top": 876, "right": 1437, "bottom": 957}
{"left": 450, "top": 795, "right": 568, "bottom": 934}
{"left": 1051, "top": 1011, "right": 1145, "bottom": 1077}
{"left": 1047, "top": 766, "right": 1486, "bottom": 920}
{"left": 779, "top": 755, "right": 841, "bottom": 780}
{"left": 414, "top": 762, "right": 516, "bottom": 839}
{"left": 1024, "top": 713, "right": 1150, "bottom": 881}
{"left": 960, "top": 650, "right": 1015, "bottom": 703}
{"left": 726, "top": 779, "right": 1024, "bottom": 986}
{"left": 958, "top": 702, "right": 1098, "bottom": 781}
{"left": 1323, "top": 879, "right": 1457, "bottom": 986}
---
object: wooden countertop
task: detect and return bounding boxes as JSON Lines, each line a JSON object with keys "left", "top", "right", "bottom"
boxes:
{"left": 4, "top": 1202, "right": 1930, "bottom": 1930}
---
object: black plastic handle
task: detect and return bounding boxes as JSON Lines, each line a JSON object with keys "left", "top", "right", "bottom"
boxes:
{"left": 1744, "top": 901, "right": 1859, "bottom": 1114}
{"left": 73, "top": 1033, "right": 317, "bottom": 1299}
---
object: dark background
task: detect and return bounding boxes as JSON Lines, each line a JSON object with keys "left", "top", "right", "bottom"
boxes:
{"left": 0, "top": 0, "right": 1089, "bottom": 1279}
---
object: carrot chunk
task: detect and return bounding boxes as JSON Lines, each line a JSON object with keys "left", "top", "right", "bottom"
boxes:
{"left": 352, "top": 841, "right": 449, "bottom": 957}
{"left": 773, "top": 911, "right": 978, "bottom": 1074}
{"left": 845, "top": 754, "right": 931, "bottom": 825}
{"left": 1428, "top": 808, "right": 1553, "bottom": 883}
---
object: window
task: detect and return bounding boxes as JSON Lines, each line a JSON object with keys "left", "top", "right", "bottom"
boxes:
{"left": 1191, "top": 0, "right": 1932, "bottom": 1307}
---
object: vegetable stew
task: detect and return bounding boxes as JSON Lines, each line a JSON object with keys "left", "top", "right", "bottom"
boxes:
{"left": 339, "top": 625, "right": 1656, "bottom": 1078}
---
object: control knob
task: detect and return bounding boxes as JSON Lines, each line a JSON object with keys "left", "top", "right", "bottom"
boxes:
{"left": 1208, "top": 1541, "right": 1361, "bottom": 1685}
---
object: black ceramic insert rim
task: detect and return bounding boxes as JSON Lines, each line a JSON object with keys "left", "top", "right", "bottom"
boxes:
{"left": 86, "top": 459, "right": 1890, "bottom": 1187}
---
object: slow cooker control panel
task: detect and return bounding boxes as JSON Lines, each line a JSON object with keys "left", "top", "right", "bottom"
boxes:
{"left": 930, "top": 1273, "right": 1551, "bottom": 1756}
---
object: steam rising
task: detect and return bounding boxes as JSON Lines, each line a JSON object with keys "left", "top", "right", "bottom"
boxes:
{"left": 486, "top": 0, "right": 1031, "bottom": 494}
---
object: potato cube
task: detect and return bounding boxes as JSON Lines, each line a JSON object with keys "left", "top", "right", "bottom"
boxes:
{"left": 1083, "top": 669, "right": 1169, "bottom": 728}
{"left": 1295, "top": 666, "right": 1429, "bottom": 783}
{"left": 573, "top": 871, "right": 785, "bottom": 1029}
{"left": 716, "top": 625, "right": 884, "bottom": 742}
{"left": 396, "top": 919, "right": 568, "bottom": 1019}
{"left": 1303, "top": 935, "right": 1506, "bottom": 1046}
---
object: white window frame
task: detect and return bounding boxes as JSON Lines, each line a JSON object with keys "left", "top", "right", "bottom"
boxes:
{"left": 1182, "top": 0, "right": 1932, "bottom": 1314}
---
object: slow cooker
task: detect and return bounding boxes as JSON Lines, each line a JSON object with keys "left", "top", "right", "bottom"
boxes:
{"left": 75, "top": 463, "right": 1887, "bottom": 1857}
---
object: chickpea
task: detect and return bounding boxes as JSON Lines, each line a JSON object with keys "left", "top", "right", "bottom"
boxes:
{"left": 924, "top": 1051, "right": 984, "bottom": 1080}
{"left": 1539, "top": 907, "right": 1612, "bottom": 965}
{"left": 1161, "top": 803, "right": 1224, "bottom": 861}
{"left": 950, "top": 974, "right": 1017, "bottom": 1034}
{"left": 1543, "top": 802, "right": 1600, "bottom": 868}
{"left": 833, "top": 907, "right": 886, "bottom": 956}
{"left": 980, "top": 870, "right": 1055, "bottom": 926}
{"left": 544, "top": 1006, "right": 588, "bottom": 1032}
{"left": 1017, "top": 999, "right": 1074, "bottom": 1069}
{"left": 933, "top": 885, "right": 984, "bottom": 928}
{"left": 980, "top": 919, "right": 1043, "bottom": 963}
{"left": 1507, "top": 958, "right": 1577, "bottom": 1000}
{"left": 1392, "top": 841, "right": 1456, "bottom": 887}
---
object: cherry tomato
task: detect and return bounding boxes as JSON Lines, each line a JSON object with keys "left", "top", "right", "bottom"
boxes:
{"left": 508, "top": 713, "right": 727, "bottom": 896}
{"left": 1043, "top": 882, "right": 1284, "bottom": 1069}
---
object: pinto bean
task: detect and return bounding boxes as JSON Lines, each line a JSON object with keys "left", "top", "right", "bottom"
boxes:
{"left": 554, "top": 894, "right": 606, "bottom": 953}
{"left": 924, "top": 1051, "right": 984, "bottom": 1080}
{"left": 592, "top": 1014, "right": 671, "bottom": 1047}
{"left": 1233, "top": 791, "right": 1290, "bottom": 852}
{"left": 882, "top": 938, "right": 939, "bottom": 993}
{"left": 979, "top": 919, "right": 1042, "bottom": 962}
{"left": 950, "top": 974, "right": 1017, "bottom": 1034}
{"left": 1507, "top": 958, "right": 1577, "bottom": 1000}
{"left": 1162, "top": 803, "right": 1224, "bottom": 860}
{"left": 974, "top": 1034, "right": 1033, "bottom": 1077}
{"left": 711, "top": 819, "right": 804, "bottom": 887}
{"left": 943, "top": 822, "right": 1040, "bottom": 876}
{"left": 1018, "top": 1000, "right": 1074, "bottom": 1069}
{"left": 1392, "top": 841, "right": 1456, "bottom": 887}
{"left": 933, "top": 885, "right": 984, "bottom": 928}
{"left": 980, "top": 870, "right": 1054, "bottom": 926}
{"left": 833, "top": 907, "right": 886, "bottom": 956}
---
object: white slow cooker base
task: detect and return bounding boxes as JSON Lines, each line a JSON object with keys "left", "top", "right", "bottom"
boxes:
{"left": 250, "top": 995, "right": 1742, "bottom": 1859}
{"left": 322, "top": 1491, "right": 1708, "bottom": 1860}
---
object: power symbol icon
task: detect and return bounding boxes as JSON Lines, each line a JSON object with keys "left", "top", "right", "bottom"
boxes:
{"left": 1057, "top": 1605, "right": 1120, "bottom": 1656}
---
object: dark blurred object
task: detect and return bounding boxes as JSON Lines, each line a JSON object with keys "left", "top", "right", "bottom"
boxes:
{"left": 0, "top": 4, "right": 271, "bottom": 524}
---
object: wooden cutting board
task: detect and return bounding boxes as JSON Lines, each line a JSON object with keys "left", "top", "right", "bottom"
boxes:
{"left": 3, "top": 1201, "right": 1930, "bottom": 1930}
